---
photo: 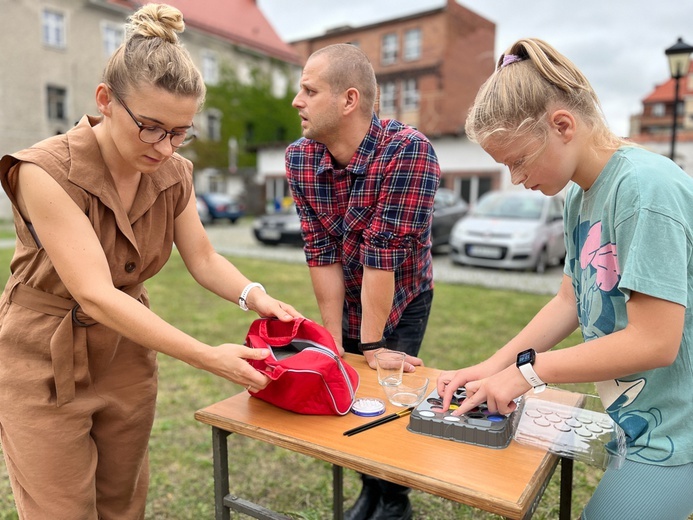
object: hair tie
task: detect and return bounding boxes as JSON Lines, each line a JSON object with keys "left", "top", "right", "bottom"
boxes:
{"left": 500, "top": 54, "right": 523, "bottom": 69}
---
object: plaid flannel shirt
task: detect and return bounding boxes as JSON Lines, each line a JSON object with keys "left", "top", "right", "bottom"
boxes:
{"left": 286, "top": 116, "right": 440, "bottom": 340}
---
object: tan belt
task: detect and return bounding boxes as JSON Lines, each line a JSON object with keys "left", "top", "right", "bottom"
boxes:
{"left": 9, "top": 279, "right": 143, "bottom": 407}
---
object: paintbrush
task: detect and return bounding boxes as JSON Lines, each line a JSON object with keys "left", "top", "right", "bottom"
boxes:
{"left": 343, "top": 406, "right": 415, "bottom": 436}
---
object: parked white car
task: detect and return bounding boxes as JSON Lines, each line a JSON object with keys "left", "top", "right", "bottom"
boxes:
{"left": 449, "top": 190, "right": 565, "bottom": 273}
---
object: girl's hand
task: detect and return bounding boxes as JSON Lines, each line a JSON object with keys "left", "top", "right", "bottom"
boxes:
{"left": 450, "top": 365, "right": 531, "bottom": 416}
{"left": 436, "top": 358, "right": 509, "bottom": 413}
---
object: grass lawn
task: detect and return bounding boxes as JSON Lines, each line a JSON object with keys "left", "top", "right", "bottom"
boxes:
{"left": 0, "top": 247, "right": 604, "bottom": 519}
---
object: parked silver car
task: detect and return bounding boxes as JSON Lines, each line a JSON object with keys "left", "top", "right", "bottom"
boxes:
{"left": 449, "top": 190, "right": 565, "bottom": 273}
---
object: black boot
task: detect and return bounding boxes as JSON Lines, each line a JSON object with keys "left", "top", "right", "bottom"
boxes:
{"left": 369, "top": 481, "right": 412, "bottom": 520}
{"left": 344, "top": 474, "right": 381, "bottom": 520}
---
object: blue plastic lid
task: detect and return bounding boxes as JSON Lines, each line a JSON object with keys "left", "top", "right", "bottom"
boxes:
{"left": 351, "top": 397, "right": 386, "bottom": 417}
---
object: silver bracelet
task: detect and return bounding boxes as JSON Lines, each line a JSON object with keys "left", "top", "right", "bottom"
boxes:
{"left": 239, "top": 282, "right": 265, "bottom": 311}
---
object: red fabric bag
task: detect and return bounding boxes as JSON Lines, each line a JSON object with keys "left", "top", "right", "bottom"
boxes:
{"left": 245, "top": 317, "right": 360, "bottom": 415}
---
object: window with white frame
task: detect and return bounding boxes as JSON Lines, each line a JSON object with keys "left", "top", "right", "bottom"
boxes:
{"left": 236, "top": 61, "right": 251, "bottom": 85}
{"left": 42, "top": 8, "right": 66, "bottom": 49}
{"left": 46, "top": 85, "right": 67, "bottom": 121}
{"left": 379, "top": 82, "right": 396, "bottom": 113}
{"left": 201, "top": 50, "right": 219, "bottom": 86}
{"left": 651, "top": 103, "right": 665, "bottom": 117}
{"left": 101, "top": 21, "right": 124, "bottom": 58}
{"left": 206, "top": 110, "right": 222, "bottom": 141}
{"left": 403, "top": 28, "right": 422, "bottom": 61}
{"left": 381, "top": 33, "right": 398, "bottom": 65}
{"left": 271, "top": 68, "right": 288, "bottom": 98}
{"left": 402, "top": 78, "right": 419, "bottom": 110}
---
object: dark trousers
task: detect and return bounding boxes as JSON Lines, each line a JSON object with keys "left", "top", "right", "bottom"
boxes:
{"left": 342, "top": 290, "right": 433, "bottom": 499}
{"left": 343, "top": 289, "right": 433, "bottom": 356}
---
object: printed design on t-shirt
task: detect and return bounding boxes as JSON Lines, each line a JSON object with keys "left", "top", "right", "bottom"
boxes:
{"left": 575, "top": 221, "right": 621, "bottom": 340}
{"left": 603, "top": 379, "right": 674, "bottom": 462}
{"left": 575, "top": 220, "right": 674, "bottom": 462}
{"left": 579, "top": 222, "right": 619, "bottom": 291}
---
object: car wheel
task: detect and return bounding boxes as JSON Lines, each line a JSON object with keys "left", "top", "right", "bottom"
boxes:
{"left": 535, "top": 247, "right": 549, "bottom": 274}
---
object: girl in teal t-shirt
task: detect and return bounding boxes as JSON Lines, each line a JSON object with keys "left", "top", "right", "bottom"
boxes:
{"left": 437, "top": 38, "right": 693, "bottom": 519}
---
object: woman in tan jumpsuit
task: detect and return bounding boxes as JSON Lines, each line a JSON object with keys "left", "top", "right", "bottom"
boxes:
{"left": 0, "top": 4, "right": 300, "bottom": 519}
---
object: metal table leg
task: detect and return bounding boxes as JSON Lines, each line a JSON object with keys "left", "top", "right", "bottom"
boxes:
{"left": 333, "top": 465, "right": 344, "bottom": 520}
{"left": 559, "top": 457, "right": 573, "bottom": 520}
{"left": 212, "top": 427, "right": 231, "bottom": 520}
{"left": 210, "top": 426, "right": 307, "bottom": 520}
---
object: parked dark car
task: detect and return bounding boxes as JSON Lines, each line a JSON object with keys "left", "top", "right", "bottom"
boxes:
{"left": 197, "top": 193, "right": 244, "bottom": 224}
{"left": 252, "top": 206, "right": 303, "bottom": 246}
{"left": 449, "top": 190, "right": 565, "bottom": 273}
{"left": 431, "top": 188, "right": 469, "bottom": 249}
{"left": 252, "top": 188, "right": 468, "bottom": 248}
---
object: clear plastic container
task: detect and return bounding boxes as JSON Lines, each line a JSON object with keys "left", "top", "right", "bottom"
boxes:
{"left": 512, "top": 387, "right": 626, "bottom": 470}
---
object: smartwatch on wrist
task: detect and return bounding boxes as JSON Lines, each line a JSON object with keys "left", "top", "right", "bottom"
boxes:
{"left": 516, "top": 349, "right": 546, "bottom": 393}
{"left": 239, "top": 282, "right": 265, "bottom": 311}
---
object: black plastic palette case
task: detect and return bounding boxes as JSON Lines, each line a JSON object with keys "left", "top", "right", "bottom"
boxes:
{"left": 407, "top": 387, "right": 518, "bottom": 449}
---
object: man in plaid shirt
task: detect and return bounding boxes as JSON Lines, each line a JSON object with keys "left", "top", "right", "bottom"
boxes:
{"left": 286, "top": 43, "right": 440, "bottom": 520}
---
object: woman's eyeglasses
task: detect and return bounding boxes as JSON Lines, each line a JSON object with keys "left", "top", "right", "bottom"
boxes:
{"left": 113, "top": 93, "right": 196, "bottom": 147}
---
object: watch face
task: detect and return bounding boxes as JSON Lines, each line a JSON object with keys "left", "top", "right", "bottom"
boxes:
{"left": 517, "top": 349, "right": 535, "bottom": 365}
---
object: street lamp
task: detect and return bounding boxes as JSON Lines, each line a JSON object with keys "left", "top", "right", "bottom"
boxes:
{"left": 665, "top": 37, "right": 693, "bottom": 161}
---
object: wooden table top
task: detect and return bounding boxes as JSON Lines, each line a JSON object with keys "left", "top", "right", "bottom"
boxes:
{"left": 195, "top": 354, "right": 559, "bottom": 519}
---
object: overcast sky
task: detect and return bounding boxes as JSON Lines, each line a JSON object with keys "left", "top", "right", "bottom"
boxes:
{"left": 257, "top": 0, "right": 690, "bottom": 138}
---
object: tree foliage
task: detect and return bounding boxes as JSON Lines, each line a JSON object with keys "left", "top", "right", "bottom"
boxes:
{"left": 190, "top": 64, "right": 301, "bottom": 171}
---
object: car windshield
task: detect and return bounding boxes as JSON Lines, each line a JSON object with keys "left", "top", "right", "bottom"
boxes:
{"left": 472, "top": 193, "right": 544, "bottom": 220}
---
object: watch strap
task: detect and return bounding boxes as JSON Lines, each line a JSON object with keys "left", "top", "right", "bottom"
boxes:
{"left": 358, "top": 338, "right": 387, "bottom": 352}
{"left": 239, "top": 282, "right": 265, "bottom": 311}
{"left": 518, "top": 363, "right": 547, "bottom": 393}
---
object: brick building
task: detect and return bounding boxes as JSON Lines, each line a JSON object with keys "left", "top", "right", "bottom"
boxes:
{"left": 291, "top": 0, "right": 495, "bottom": 139}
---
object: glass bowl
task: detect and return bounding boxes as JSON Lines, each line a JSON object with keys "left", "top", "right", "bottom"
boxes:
{"left": 382, "top": 374, "right": 430, "bottom": 407}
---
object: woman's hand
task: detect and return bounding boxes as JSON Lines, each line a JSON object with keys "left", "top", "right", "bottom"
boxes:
{"left": 249, "top": 290, "right": 303, "bottom": 322}
{"left": 204, "top": 343, "right": 272, "bottom": 391}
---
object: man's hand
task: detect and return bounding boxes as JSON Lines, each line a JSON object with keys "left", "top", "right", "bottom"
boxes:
{"left": 364, "top": 348, "right": 423, "bottom": 371}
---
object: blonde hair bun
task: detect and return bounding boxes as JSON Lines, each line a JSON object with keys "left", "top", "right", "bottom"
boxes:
{"left": 126, "top": 3, "right": 185, "bottom": 45}
{"left": 102, "top": 3, "right": 205, "bottom": 107}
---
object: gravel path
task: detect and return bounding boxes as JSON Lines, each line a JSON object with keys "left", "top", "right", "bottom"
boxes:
{"left": 204, "top": 222, "right": 564, "bottom": 296}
